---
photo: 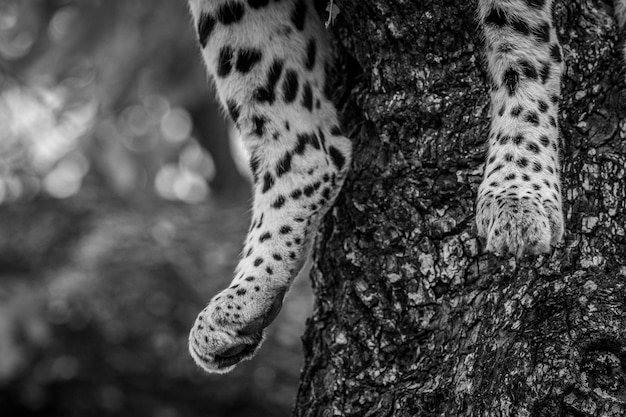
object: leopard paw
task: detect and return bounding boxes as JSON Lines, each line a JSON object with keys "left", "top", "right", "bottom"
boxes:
{"left": 188, "top": 285, "right": 286, "bottom": 373}
{"left": 476, "top": 189, "right": 564, "bottom": 258}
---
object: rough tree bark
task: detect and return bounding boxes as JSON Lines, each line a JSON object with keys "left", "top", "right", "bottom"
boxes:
{"left": 295, "top": 0, "right": 626, "bottom": 415}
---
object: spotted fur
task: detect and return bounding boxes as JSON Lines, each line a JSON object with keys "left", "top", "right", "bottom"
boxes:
{"left": 476, "top": 0, "right": 568, "bottom": 256}
{"left": 186, "top": 0, "right": 626, "bottom": 373}
{"left": 186, "top": 0, "right": 351, "bottom": 373}
{"left": 477, "top": 0, "right": 626, "bottom": 256}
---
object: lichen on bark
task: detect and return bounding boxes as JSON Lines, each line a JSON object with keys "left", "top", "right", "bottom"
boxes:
{"left": 295, "top": 1, "right": 626, "bottom": 416}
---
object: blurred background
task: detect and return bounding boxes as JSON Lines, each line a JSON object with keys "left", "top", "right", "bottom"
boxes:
{"left": 0, "top": 0, "right": 313, "bottom": 415}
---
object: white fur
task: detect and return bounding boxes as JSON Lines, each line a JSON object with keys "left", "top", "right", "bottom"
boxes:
{"left": 476, "top": 0, "right": 565, "bottom": 256}
{"left": 186, "top": 0, "right": 351, "bottom": 373}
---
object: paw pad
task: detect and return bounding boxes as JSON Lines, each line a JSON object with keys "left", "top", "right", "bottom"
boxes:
{"left": 477, "top": 191, "right": 563, "bottom": 257}
{"left": 188, "top": 287, "right": 286, "bottom": 373}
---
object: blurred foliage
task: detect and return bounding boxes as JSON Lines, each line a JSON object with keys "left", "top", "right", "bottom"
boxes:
{"left": 0, "top": 199, "right": 312, "bottom": 417}
{"left": 0, "top": 0, "right": 309, "bottom": 416}
{"left": 0, "top": 0, "right": 248, "bottom": 204}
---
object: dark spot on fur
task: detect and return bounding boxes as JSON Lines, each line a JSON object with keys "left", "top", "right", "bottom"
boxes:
{"left": 520, "top": 60, "right": 538, "bottom": 79}
{"left": 527, "top": 142, "right": 540, "bottom": 153}
{"left": 255, "top": 59, "right": 284, "bottom": 104}
{"left": 216, "top": 2, "right": 245, "bottom": 25}
{"left": 295, "top": 133, "right": 320, "bottom": 154}
{"left": 511, "top": 17, "right": 530, "bottom": 36}
{"left": 248, "top": 0, "right": 269, "bottom": 8}
{"left": 487, "top": 164, "right": 503, "bottom": 177}
{"left": 485, "top": 8, "right": 507, "bottom": 26}
{"left": 550, "top": 116, "right": 557, "bottom": 127}
{"left": 303, "top": 184, "right": 315, "bottom": 197}
{"left": 526, "top": 111, "right": 539, "bottom": 125}
{"left": 291, "top": 0, "right": 307, "bottom": 31}
{"left": 526, "top": 0, "right": 546, "bottom": 9}
{"left": 283, "top": 70, "right": 299, "bottom": 103}
{"left": 305, "top": 38, "right": 317, "bottom": 70}
{"left": 197, "top": 13, "right": 216, "bottom": 48}
{"left": 503, "top": 68, "right": 519, "bottom": 95}
{"left": 227, "top": 100, "right": 240, "bottom": 122}
{"left": 532, "top": 22, "right": 550, "bottom": 43}
{"left": 329, "top": 146, "right": 346, "bottom": 170}
{"left": 262, "top": 173, "right": 274, "bottom": 193}
{"left": 317, "top": 128, "right": 327, "bottom": 152}
{"left": 550, "top": 44, "right": 562, "bottom": 63}
{"left": 276, "top": 152, "right": 292, "bottom": 177}
{"left": 302, "top": 82, "right": 313, "bottom": 111}
{"left": 236, "top": 48, "right": 262, "bottom": 73}
{"left": 217, "top": 46, "right": 233, "bottom": 77}
{"left": 272, "top": 196, "right": 286, "bottom": 209}
{"left": 252, "top": 115, "right": 266, "bottom": 136}
{"left": 540, "top": 62, "right": 551, "bottom": 83}
{"left": 250, "top": 154, "right": 260, "bottom": 182}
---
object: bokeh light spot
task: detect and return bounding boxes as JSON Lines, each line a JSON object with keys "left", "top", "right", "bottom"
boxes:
{"left": 161, "top": 108, "right": 192, "bottom": 144}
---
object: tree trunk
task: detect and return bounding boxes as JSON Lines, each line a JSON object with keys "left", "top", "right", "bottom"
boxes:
{"left": 295, "top": 1, "right": 626, "bottom": 416}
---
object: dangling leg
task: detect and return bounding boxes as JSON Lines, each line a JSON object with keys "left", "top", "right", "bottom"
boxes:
{"left": 185, "top": 0, "right": 351, "bottom": 373}
{"left": 476, "top": 0, "right": 565, "bottom": 257}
